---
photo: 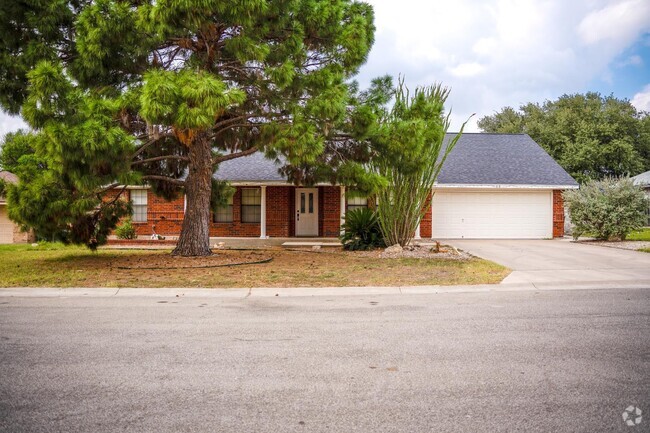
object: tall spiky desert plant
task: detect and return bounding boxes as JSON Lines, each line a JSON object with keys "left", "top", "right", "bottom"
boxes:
{"left": 371, "top": 80, "right": 470, "bottom": 246}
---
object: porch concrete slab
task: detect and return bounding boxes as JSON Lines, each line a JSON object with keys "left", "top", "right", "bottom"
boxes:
{"left": 445, "top": 239, "right": 650, "bottom": 285}
{"left": 281, "top": 241, "right": 342, "bottom": 247}
{"left": 212, "top": 237, "right": 340, "bottom": 248}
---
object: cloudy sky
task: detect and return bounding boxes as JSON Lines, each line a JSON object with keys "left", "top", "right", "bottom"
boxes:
{"left": 1, "top": 0, "right": 649, "bottom": 136}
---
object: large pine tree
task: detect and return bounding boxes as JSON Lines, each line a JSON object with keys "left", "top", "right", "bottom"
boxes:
{"left": 0, "top": 0, "right": 376, "bottom": 255}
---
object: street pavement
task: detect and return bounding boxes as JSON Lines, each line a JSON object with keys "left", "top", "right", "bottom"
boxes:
{"left": 1, "top": 288, "right": 649, "bottom": 432}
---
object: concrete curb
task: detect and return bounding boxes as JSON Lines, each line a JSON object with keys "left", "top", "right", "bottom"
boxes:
{"left": 0, "top": 280, "right": 649, "bottom": 298}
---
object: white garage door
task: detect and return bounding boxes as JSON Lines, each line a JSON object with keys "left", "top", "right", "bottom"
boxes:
{"left": 0, "top": 205, "right": 14, "bottom": 244}
{"left": 431, "top": 190, "right": 553, "bottom": 239}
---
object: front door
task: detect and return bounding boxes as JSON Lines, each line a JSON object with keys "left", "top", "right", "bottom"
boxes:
{"left": 295, "top": 188, "right": 319, "bottom": 236}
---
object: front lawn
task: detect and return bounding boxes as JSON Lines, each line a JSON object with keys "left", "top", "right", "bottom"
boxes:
{"left": 0, "top": 243, "right": 509, "bottom": 288}
{"left": 626, "top": 228, "right": 650, "bottom": 241}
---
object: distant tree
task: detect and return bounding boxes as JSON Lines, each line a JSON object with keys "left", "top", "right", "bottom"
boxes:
{"left": 0, "top": 0, "right": 377, "bottom": 256}
{"left": 477, "top": 107, "right": 523, "bottom": 134}
{"left": 478, "top": 93, "right": 649, "bottom": 183}
{"left": 371, "top": 80, "right": 469, "bottom": 247}
{"left": 0, "top": 131, "right": 33, "bottom": 172}
{"left": 564, "top": 177, "right": 648, "bottom": 240}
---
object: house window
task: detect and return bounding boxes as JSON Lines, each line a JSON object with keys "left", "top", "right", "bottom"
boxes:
{"left": 213, "top": 195, "right": 234, "bottom": 223}
{"left": 347, "top": 194, "right": 368, "bottom": 212}
{"left": 241, "top": 188, "right": 261, "bottom": 223}
{"left": 131, "top": 189, "right": 148, "bottom": 222}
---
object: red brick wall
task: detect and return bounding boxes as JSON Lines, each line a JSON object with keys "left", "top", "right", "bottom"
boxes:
{"left": 210, "top": 188, "right": 259, "bottom": 237}
{"left": 131, "top": 189, "right": 184, "bottom": 236}
{"left": 319, "top": 186, "right": 342, "bottom": 237}
{"left": 553, "top": 190, "right": 565, "bottom": 238}
{"left": 124, "top": 186, "right": 327, "bottom": 238}
{"left": 266, "top": 186, "right": 292, "bottom": 237}
{"left": 420, "top": 192, "right": 432, "bottom": 238}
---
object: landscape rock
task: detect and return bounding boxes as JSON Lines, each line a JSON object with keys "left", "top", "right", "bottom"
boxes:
{"left": 384, "top": 244, "right": 403, "bottom": 254}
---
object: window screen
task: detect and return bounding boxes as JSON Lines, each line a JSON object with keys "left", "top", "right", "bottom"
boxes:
{"left": 213, "top": 195, "right": 234, "bottom": 223}
{"left": 347, "top": 194, "right": 368, "bottom": 212}
{"left": 241, "top": 188, "right": 261, "bottom": 223}
{"left": 131, "top": 189, "right": 148, "bottom": 222}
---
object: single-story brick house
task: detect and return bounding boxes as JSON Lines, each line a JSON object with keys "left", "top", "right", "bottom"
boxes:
{"left": 123, "top": 133, "right": 578, "bottom": 240}
{"left": 632, "top": 170, "right": 650, "bottom": 226}
{"left": 0, "top": 171, "right": 34, "bottom": 244}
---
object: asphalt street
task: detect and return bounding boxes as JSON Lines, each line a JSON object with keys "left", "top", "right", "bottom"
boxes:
{"left": 1, "top": 288, "right": 649, "bottom": 432}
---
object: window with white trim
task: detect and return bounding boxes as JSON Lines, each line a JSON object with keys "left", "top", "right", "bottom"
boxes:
{"left": 131, "top": 189, "right": 148, "bottom": 222}
{"left": 213, "top": 194, "right": 234, "bottom": 223}
{"left": 347, "top": 194, "right": 368, "bottom": 212}
{"left": 241, "top": 188, "right": 261, "bottom": 223}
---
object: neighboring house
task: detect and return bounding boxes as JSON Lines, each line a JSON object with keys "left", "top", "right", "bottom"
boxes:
{"left": 0, "top": 171, "right": 34, "bottom": 244}
{"left": 632, "top": 170, "right": 650, "bottom": 226}
{"left": 123, "top": 133, "right": 578, "bottom": 240}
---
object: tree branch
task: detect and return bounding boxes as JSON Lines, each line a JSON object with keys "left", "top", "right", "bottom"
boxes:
{"left": 131, "top": 131, "right": 174, "bottom": 159}
{"left": 142, "top": 175, "right": 186, "bottom": 186}
{"left": 132, "top": 155, "right": 189, "bottom": 166}
{"left": 213, "top": 147, "right": 258, "bottom": 164}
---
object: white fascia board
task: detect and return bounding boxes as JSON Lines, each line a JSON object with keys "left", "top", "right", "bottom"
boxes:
{"left": 433, "top": 183, "right": 579, "bottom": 190}
{"left": 228, "top": 181, "right": 337, "bottom": 187}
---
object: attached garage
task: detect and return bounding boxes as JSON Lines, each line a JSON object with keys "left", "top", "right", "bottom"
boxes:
{"left": 431, "top": 189, "right": 553, "bottom": 239}
{"left": 429, "top": 134, "right": 578, "bottom": 239}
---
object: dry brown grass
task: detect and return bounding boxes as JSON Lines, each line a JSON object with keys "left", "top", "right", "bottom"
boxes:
{"left": 0, "top": 243, "right": 510, "bottom": 288}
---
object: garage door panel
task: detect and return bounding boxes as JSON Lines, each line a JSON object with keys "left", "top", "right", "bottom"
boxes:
{"left": 431, "top": 191, "right": 552, "bottom": 239}
{"left": 0, "top": 205, "right": 14, "bottom": 244}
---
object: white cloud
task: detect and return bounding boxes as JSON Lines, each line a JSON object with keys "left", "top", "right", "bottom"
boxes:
{"left": 448, "top": 62, "right": 485, "bottom": 77}
{"left": 631, "top": 84, "right": 650, "bottom": 112}
{"left": 578, "top": 0, "right": 650, "bottom": 46}
{"left": 0, "top": 113, "right": 27, "bottom": 141}
{"left": 358, "top": 0, "right": 650, "bottom": 131}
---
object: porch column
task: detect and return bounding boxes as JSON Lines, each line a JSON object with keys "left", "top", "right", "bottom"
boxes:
{"left": 340, "top": 186, "right": 346, "bottom": 235}
{"left": 414, "top": 222, "right": 421, "bottom": 239}
{"left": 260, "top": 186, "right": 268, "bottom": 239}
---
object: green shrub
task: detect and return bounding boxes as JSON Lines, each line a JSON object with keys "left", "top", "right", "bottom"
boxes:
{"left": 564, "top": 177, "right": 649, "bottom": 241}
{"left": 340, "top": 208, "right": 386, "bottom": 250}
{"left": 114, "top": 219, "right": 137, "bottom": 240}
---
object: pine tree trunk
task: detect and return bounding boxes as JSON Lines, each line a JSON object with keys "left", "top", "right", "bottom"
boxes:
{"left": 172, "top": 133, "right": 213, "bottom": 256}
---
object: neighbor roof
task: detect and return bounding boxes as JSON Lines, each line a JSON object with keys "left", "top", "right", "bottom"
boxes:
{"left": 0, "top": 171, "right": 18, "bottom": 184}
{"left": 213, "top": 133, "right": 578, "bottom": 187}
{"left": 632, "top": 170, "right": 650, "bottom": 187}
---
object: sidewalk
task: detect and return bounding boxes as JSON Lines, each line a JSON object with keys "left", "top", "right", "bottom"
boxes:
{"left": 1, "top": 279, "right": 649, "bottom": 298}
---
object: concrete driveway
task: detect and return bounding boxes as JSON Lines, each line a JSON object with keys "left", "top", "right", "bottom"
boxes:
{"left": 446, "top": 239, "right": 650, "bottom": 285}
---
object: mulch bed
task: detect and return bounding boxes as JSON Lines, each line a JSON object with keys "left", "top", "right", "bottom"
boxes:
{"left": 111, "top": 249, "right": 273, "bottom": 269}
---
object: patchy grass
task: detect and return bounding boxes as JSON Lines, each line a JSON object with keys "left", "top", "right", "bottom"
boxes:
{"left": 639, "top": 248, "right": 650, "bottom": 253}
{"left": 627, "top": 228, "right": 650, "bottom": 241}
{"left": 0, "top": 243, "right": 509, "bottom": 288}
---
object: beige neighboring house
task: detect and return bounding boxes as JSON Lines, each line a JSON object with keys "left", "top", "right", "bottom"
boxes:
{"left": 632, "top": 170, "right": 650, "bottom": 226}
{"left": 0, "top": 170, "right": 34, "bottom": 244}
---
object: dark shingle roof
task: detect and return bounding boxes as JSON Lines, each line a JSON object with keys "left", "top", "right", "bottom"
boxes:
{"left": 213, "top": 152, "right": 286, "bottom": 182}
{"left": 212, "top": 133, "right": 578, "bottom": 187}
{"left": 436, "top": 133, "right": 578, "bottom": 186}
